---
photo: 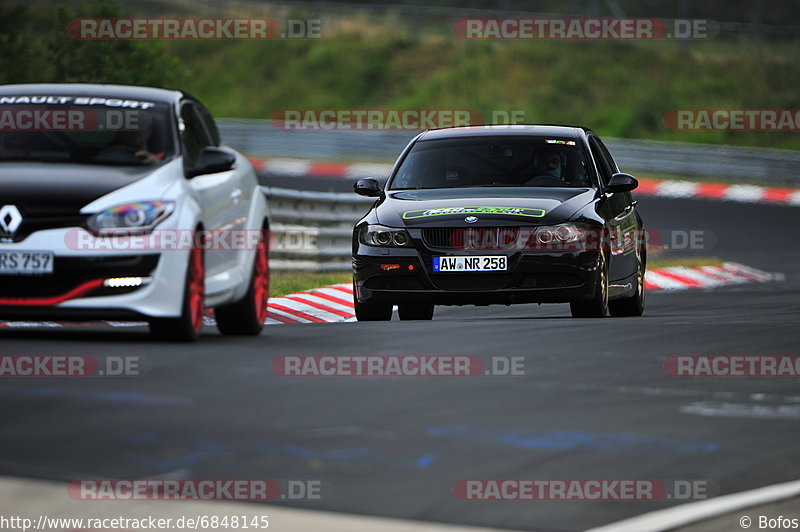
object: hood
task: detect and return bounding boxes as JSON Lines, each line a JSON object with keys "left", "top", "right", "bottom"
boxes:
{"left": 376, "top": 187, "right": 595, "bottom": 227}
{"left": 0, "top": 162, "right": 160, "bottom": 215}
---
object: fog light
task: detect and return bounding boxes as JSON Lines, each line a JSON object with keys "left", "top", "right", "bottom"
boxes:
{"left": 103, "top": 277, "right": 150, "bottom": 288}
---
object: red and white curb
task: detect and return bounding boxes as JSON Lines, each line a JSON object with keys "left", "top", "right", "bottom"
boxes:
{"left": 263, "top": 282, "right": 355, "bottom": 324}
{"left": 0, "top": 264, "right": 780, "bottom": 328}
{"left": 249, "top": 157, "right": 800, "bottom": 206}
{"left": 644, "top": 262, "right": 779, "bottom": 291}
{"left": 636, "top": 178, "right": 800, "bottom": 206}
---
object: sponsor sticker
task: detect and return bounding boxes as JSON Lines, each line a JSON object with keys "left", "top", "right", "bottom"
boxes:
{"left": 402, "top": 206, "right": 546, "bottom": 220}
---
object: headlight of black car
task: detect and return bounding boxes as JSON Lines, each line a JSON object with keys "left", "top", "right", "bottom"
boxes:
{"left": 360, "top": 224, "right": 413, "bottom": 247}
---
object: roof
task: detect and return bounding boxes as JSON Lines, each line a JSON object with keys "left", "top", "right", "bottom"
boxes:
{"left": 0, "top": 83, "right": 183, "bottom": 104}
{"left": 418, "top": 124, "right": 590, "bottom": 140}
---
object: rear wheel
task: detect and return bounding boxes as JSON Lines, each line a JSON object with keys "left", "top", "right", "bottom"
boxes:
{"left": 215, "top": 227, "right": 270, "bottom": 335}
{"left": 398, "top": 304, "right": 434, "bottom": 321}
{"left": 609, "top": 248, "right": 646, "bottom": 317}
{"left": 150, "top": 242, "right": 205, "bottom": 341}
{"left": 570, "top": 254, "right": 608, "bottom": 318}
{"left": 354, "top": 300, "right": 392, "bottom": 321}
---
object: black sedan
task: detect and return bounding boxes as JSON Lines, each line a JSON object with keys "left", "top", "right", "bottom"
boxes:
{"left": 352, "top": 125, "right": 645, "bottom": 320}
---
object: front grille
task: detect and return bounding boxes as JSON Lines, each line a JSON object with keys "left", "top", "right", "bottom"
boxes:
{"left": 518, "top": 273, "right": 583, "bottom": 289}
{"left": 430, "top": 273, "right": 513, "bottom": 291}
{"left": 0, "top": 214, "right": 88, "bottom": 243}
{"left": 422, "top": 227, "right": 520, "bottom": 250}
{"left": 0, "top": 255, "right": 159, "bottom": 299}
{"left": 365, "top": 276, "right": 427, "bottom": 290}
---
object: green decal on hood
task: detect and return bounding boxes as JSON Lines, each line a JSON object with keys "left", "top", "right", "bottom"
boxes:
{"left": 402, "top": 206, "right": 546, "bottom": 219}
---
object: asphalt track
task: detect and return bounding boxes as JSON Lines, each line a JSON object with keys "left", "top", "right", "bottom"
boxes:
{"left": 0, "top": 192, "right": 798, "bottom": 531}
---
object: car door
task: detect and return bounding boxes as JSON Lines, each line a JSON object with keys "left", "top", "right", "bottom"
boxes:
{"left": 194, "top": 100, "right": 252, "bottom": 267}
{"left": 180, "top": 100, "right": 240, "bottom": 278}
{"left": 588, "top": 135, "right": 639, "bottom": 282}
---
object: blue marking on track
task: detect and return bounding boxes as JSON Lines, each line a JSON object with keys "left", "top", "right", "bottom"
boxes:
{"left": 0, "top": 386, "right": 194, "bottom": 406}
{"left": 126, "top": 433, "right": 436, "bottom": 472}
{"left": 425, "top": 426, "right": 717, "bottom": 453}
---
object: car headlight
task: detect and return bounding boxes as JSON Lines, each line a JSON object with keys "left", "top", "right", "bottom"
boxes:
{"left": 87, "top": 200, "right": 175, "bottom": 235}
{"left": 534, "top": 223, "right": 583, "bottom": 244}
{"left": 360, "top": 224, "right": 413, "bottom": 247}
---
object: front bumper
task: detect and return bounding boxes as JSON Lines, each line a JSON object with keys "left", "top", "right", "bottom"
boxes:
{"left": 0, "top": 227, "right": 189, "bottom": 320}
{"left": 353, "top": 244, "right": 602, "bottom": 306}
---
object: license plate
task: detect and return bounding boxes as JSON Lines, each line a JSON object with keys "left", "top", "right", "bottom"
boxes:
{"left": 0, "top": 251, "right": 54, "bottom": 275}
{"left": 433, "top": 256, "right": 507, "bottom": 272}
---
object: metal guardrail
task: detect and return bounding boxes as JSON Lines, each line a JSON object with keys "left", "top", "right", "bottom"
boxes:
{"left": 265, "top": 187, "right": 373, "bottom": 271}
{"left": 221, "top": 119, "right": 800, "bottom": 183}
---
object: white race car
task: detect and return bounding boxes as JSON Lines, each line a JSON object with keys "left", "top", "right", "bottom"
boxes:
{"left": 0, "top": 84, "right": 270, "bottom": 340}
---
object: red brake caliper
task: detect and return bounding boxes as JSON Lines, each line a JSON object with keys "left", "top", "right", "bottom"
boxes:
{"left": 254, "top": 230, "right": 269, "bottom": 324}
{"left": 189, "top": 247, "right": 205, "bottom": 332}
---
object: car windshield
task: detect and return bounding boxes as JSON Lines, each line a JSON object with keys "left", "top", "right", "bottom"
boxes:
{"left": 0, "top": 100, "right": 174, "bottom": 166}
{"left": 390, "top": 136, "right": 593, "bottom": 190}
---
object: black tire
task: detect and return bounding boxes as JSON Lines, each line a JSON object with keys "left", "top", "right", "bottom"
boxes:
{"left": 354, "top": 300, "right": 393, "bottom": 321}
{"left": 609, "top": 248, "right": 646, "bottom": 317}
{"left": 570, "top": 253, "right": 609, "bottom": 318}
{"left": 398, "top": 304, "right": 434, "bottom": 321}
{"left": 150, "top": 242, "right": 205, "bottom": 341}
{"left": 215, "top": 227, "right": 270, "bottom": 335}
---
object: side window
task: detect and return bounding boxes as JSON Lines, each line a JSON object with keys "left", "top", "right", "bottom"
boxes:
{"left": 595, "top": 137, "right": 619, "bottom": 175}
{"left": 196, "top": 103, "right": 221, "bottom": 147}
{"left": 588, "top": 137, "right": 612, "bottom": 186}
{"left": 179, "top": 103, "right": 212, "bottom": 169}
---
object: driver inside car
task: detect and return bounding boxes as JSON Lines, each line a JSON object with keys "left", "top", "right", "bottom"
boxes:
{"left": 524, "top": 150, "right": 567, "bottom": 185}
{"left": 538, "top": 151, "right": 564, "bottom": 178}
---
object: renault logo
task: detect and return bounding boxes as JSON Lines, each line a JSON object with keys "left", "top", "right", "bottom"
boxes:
{"left": 0, "top": 205, "right": 23, "bottom": 234}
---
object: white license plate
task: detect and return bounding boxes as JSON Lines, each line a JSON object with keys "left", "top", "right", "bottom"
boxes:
{"left": 433, "top": 255, "right": 507, "bottom": 272}
{"left": 0, "top": 251, "right": 54, "bottom": 275}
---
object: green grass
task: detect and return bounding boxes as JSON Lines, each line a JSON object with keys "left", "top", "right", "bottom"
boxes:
{"left": 270, "top": 271, "right": 351, "bottom": 297}
{"left": 648, "top": 257, "right": 723, "bottom": 269}
{"left": 168, "top": 34, "right": 800, "bottom": 151}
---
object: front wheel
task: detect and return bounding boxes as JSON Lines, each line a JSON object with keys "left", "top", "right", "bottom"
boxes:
{"left": 150, "top": 243, "right": 205, "bottom": 341}
{"left": 570, "top": 254, "right": 608, "bottom": 318}
{"left": 398, "top": 304, "right": 434, "bottom": 321}
{"left": 609, "top": 249, "right": 646, "bottom": 317}
{"left": 215, "top": 228, "right": 270, "bottom": 335}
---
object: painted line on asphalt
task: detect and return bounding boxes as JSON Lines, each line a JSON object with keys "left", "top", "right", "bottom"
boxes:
{"left": 587, "top": 478, "right": 800, "bottom": 532}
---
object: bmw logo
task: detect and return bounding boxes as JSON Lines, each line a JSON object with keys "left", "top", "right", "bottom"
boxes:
{"left": 465, "top": 216, "right": 478, "bottom": 224}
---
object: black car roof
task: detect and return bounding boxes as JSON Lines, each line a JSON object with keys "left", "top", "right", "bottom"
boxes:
{"left": 0, "top": 83, "right": 183, "bottom": 105}
{"left": 418, "top": 124, "right": 591, "bottom": 140}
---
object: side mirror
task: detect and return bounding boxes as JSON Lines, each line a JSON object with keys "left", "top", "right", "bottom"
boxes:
{"left": 354, "top": 178, "right": 382, "bottom": 197}
{"left": 606, "top": 173, "right": 639, "bottom": 193}
{"left": 187, "top": 147, "right": 236, "bottom": 178}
